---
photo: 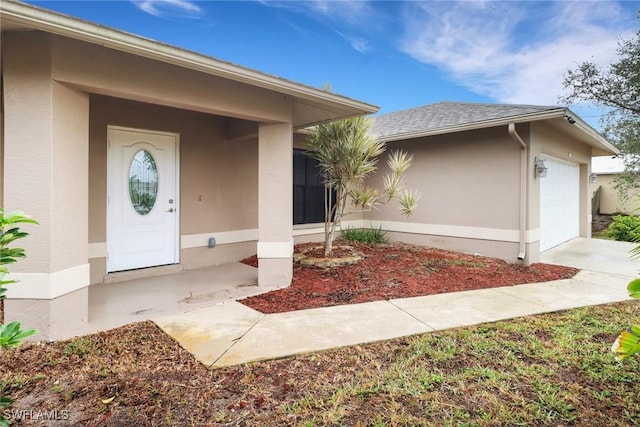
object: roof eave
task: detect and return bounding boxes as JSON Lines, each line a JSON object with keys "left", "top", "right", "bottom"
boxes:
{"left": 0, "top": 1, "right": 378, "bottom": 117}
{"left": 566, "top": 110, "right": 620, "bottom": 156}
{"left": 376, "top": 109, "right": 567, "bottom": 143}
{"left": 377, "top": 107, "right": 620, "bottom": 157}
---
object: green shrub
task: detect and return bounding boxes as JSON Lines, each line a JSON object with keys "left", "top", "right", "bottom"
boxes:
{"left": 603, "top": 215, "right": 640, "bottom": 242}
{"left": 341, "top": 227, "right": 387, "bottom": 244}
{"left": 0, "top": 209, "right": 37, "bottom": 427}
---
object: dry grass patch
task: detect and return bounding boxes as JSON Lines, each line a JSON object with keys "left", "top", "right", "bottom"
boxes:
{"left": 2, "top": 301, "right": 640, "bottom": 425}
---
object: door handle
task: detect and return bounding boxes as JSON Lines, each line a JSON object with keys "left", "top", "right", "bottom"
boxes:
{"left": 167, "top": 208, "right": 175, "bottom": 213}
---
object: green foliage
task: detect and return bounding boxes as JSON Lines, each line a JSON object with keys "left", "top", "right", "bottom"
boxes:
{"left": 0, "top": 209, "right": 38, "bottom": 300}
{"left": 0, "top": 321, "right": 36, "bottom": 349}
{"left": 341, "top": 227, "right": 387, "bottom": 244}
{"left": 561, "top": 23, "right": 640, "bottom": 192}
{"left": 0, "top": 397, "right": 10, "bottom": 427}
{"left": 0, "top": 209, "right": 37, "bottom": 426}
{"left": 306, "top": 115, "right": 419, "bottom": 256}
{"left": 602, "top": 215, "right": 640, "bottom": 242}
{"left": 612, "top": 253, "right": 640, "bottom": 361}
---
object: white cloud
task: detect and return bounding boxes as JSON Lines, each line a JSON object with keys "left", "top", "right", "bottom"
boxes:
{"left": 261, "top": 0, "right": 378, "bottom": 53}
{"left": 335, "top": 31, "right": 372, "bottom": 53}
{"left": 132, "top": 0, "right": 203, "bottom": 18}
{"left": 399, "top": 0, "right": 636, "bottom": 105}
{"left": 306, "top": 0, "right": 372, "bottom": 25}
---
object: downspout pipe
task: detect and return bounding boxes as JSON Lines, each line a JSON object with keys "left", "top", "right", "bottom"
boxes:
{"left": 508, "top": 123, "right": 527, "bottom": 261}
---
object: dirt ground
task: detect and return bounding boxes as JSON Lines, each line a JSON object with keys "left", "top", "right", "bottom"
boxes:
{"left": 592, "top": 213, "right": 615, "bottom": 233}
{"left": 1, "top": 242, "right": 580, "bottom": 426}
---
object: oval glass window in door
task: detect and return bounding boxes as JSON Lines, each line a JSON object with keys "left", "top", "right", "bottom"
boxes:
{"left": 129, "top": 150, "right": 159, "bottom": 215}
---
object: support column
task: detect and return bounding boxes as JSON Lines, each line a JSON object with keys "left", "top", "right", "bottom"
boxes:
{"left": 2, "top": 32, "right": 90, "bottom": 340}
{"left": 257, "top": 122, "right": 293, "bottom": 289}
{"left": 580, "top": 163, "right": 592, "bottom": 238}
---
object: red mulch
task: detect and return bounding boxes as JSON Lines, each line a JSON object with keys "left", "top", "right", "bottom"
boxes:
{"left": 239, "top": 242, "right": 579, "bottom": 314}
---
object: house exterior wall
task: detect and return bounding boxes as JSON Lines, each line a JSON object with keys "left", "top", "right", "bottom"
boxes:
{"left": 530, "top": 121, "right": 592, "bottom": 244}
{"left": 2, "top": 31, "right": 90, "bottom": 339}
{"left": 50, "top": 35, "right": 293, "bottom": 124}
{"left": 2, "top": 29, "right": 307, "bottom": 339}
{"left": 363, "top": 126, "right": 524, "bottom": 261}
{"left": 360, "top": 122, "right": 594, "bottom": 263}
{"left": 88, "top": 95, "right": 259, "bottom": 283}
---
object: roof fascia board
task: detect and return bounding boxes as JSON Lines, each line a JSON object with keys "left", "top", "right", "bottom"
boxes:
{"left": 0, "top": 1, "right": 377, "bottom": 115}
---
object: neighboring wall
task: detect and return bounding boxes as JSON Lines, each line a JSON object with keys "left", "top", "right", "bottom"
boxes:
{"left": 591, "top": 174, "right": 640, "bottom": 215}
{"left": 364, "top": 126, "right": 523, "bottom": 261}
{"left": 89, "top": 95, "right": 258, "bottom": 282}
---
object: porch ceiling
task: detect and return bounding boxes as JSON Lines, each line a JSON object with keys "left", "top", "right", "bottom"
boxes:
{"left": 0, "top": 0, "right": 378, "bottom": 129}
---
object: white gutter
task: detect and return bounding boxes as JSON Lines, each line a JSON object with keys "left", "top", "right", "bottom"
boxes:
{"left": 0, "top": 0, "right": 377, "bottom": 115}
{"left": 508, "top": 123, "right": 527, "bottom": 261}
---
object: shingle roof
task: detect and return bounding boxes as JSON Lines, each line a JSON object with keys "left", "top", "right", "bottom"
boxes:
{"left": 371, "top": 101, "right": 563, "bottom": 140}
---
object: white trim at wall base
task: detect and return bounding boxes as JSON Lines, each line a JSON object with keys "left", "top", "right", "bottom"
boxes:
{"left": 89, "top": 242, "right": 107, "bottom": 259}
{"left": 293, "top": 220, "right": 364, "bottom": 237}
{"left": 181, "top": 229, "right": 259, "bottom": 249}
{"left": 87, "top": 221, "right": 541, "bottom": 260}
{"left": 257, "top": 240, "right": 294, "bottom": 258}
{"left": 364, "top": 221, "right": 541, "bottom": 244}
{"left": 89, "top": 222, "right": 365, "bottom": 259}
{"left": 5, "top": 264, "right": 90, "bottom": 299}
{"left": 527, "top": 228, "right": 541, "bottom": 243}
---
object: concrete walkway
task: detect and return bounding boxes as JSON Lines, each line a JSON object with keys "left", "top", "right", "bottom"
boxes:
{"left": 156, "top": 239, "right": 637, "bottom": 367}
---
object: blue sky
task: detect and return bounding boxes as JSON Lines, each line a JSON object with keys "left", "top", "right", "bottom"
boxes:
{"left": 27, "top": 0, "right": 640, "bottom": 127}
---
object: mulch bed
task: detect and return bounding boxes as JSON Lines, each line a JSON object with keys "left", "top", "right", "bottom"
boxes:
{"left": 240, "top": 242, "right": 579, "bottom": 314}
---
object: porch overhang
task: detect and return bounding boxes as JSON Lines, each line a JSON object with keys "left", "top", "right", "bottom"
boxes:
{"left": 0, "top": 0, "right": 379, "bottom": 127}
{"left": 0, "top": 0, "right": 379, "bottom": 341}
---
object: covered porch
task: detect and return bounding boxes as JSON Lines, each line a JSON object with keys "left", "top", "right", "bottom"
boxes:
{"left": 0, "top": 0, "right": 377, "bottom": 341}
{"left": 87, "top": 262, "right": 260, "bottom": 334}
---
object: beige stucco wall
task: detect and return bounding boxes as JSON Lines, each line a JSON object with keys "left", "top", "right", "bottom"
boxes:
{"left": 3, "top": 31, "right": 90, "bottom": 274}
{"left": 361, "top": 121, "right": 595, "bottom": 263}
{"left": 530, "top": 121, "right": 592, "bottom": 239}
{"left": 361, "top": 126, "right": 523, "bottom": 261}
{"left": 89, "top": 95, "right": 259, "bottom": 281}
{"left": 51, "top": 35, "right": 293, "bottom": 124}
{"left": 367, "top": 127, "right": 521, "bottom": 228}
{"left": 2, "top": 31, "right": 90, "bottom": 338}
{"left": 90, "top": 95, "right": 258, "bottom": 241}
{"left": 591, "top": 174, "right": 640, "bottom": 215}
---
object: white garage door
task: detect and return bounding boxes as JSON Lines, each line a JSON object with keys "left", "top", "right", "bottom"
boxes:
{"left": 540, "top": 157, "right": 580, "bottom": 251}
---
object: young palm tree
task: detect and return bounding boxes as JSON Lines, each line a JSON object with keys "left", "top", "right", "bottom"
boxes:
{"left": 306, "top": 115, "right": 419, "bottom": 257}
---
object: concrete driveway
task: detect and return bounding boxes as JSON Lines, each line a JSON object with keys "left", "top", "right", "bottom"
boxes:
{"left": 541, "top": 237, "right": 639, "bottom": 277}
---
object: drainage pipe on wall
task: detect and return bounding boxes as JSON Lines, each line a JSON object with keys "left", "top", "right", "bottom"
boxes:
{"left": 508, "top": 123, "right": 527, "bottom": 261}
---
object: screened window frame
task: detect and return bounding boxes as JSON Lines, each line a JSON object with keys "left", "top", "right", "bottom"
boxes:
{"left": 293, "top": 149, "right": 334, "bottom": 225}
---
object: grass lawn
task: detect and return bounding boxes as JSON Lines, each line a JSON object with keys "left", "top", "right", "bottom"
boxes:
{"left": 2, "top": 301, "right": 640, "bottom": 425}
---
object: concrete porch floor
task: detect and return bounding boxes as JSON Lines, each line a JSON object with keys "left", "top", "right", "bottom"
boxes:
{"left": 86, "top": 262, "right": 260, "bottom": 334}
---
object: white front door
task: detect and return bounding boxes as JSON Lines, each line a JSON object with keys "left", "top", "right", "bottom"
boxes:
{"left": 107, "top": 127, "right": 179, "bottom": 272}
